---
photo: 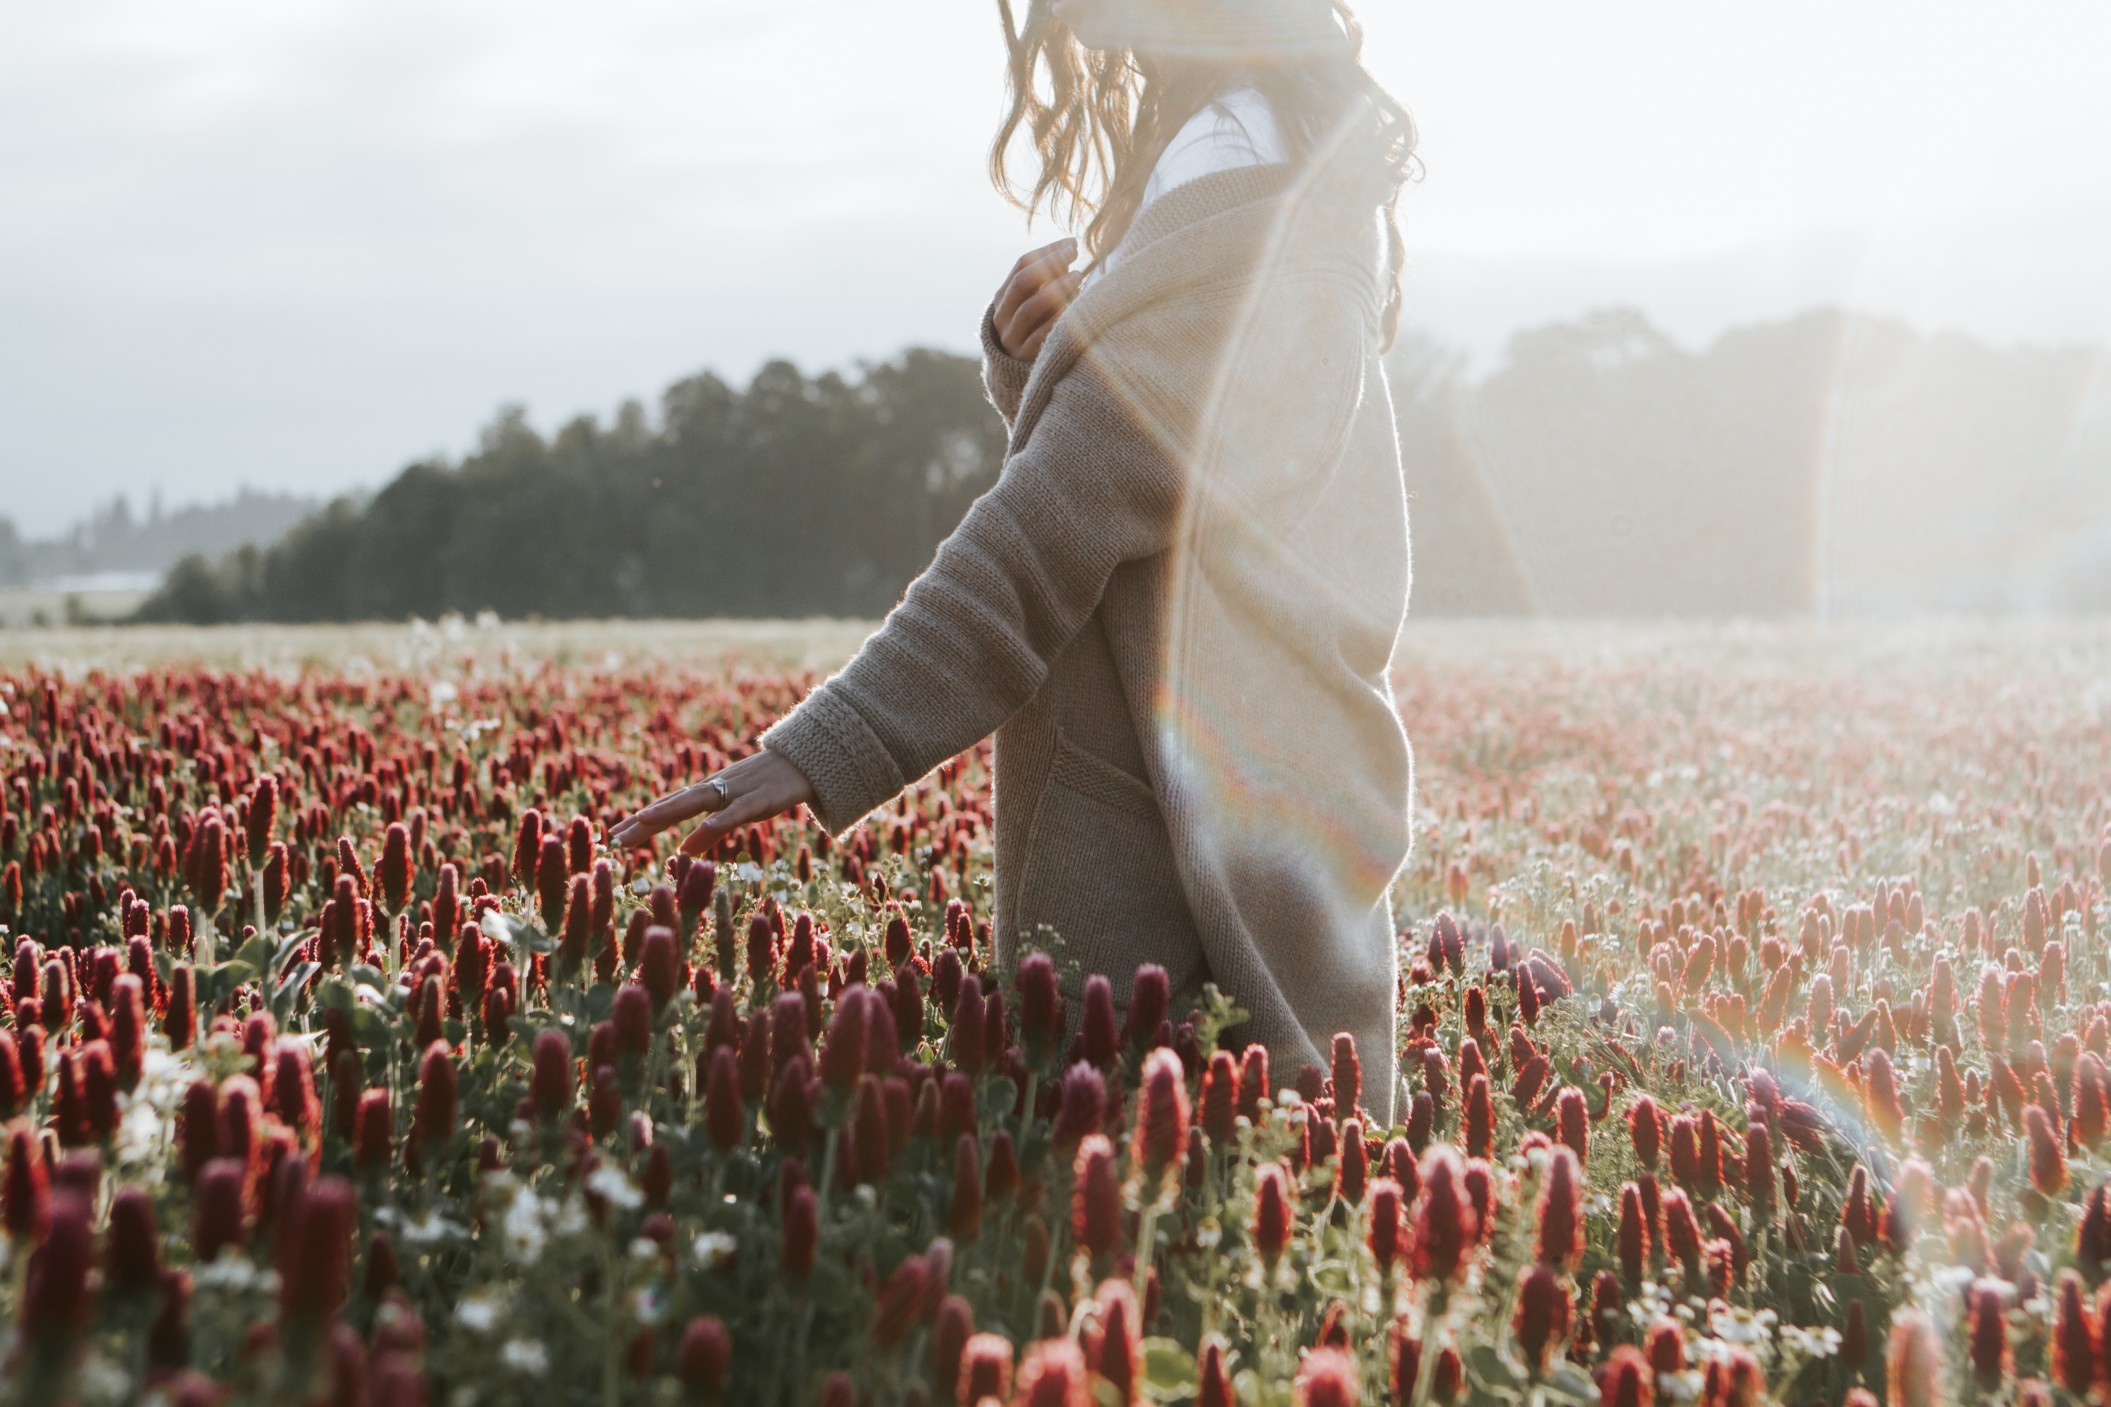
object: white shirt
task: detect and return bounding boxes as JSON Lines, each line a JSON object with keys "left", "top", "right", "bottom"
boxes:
{"left": 1083, "top": 87, "right": 1286, "bottom": 288}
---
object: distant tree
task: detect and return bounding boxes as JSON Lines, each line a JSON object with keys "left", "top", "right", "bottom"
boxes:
{"left": 131, "top": 348, "right": 1007, "bottom": 624}
{"left": 0, "top": 518, "right": 25, "bottom": 588}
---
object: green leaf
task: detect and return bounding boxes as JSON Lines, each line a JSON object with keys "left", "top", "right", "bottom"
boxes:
{"left": 1467, "top": 1343, "right": 1523, "bottom": 1391}
{"left": 1543, "top": 1362, "right": 1599, "bottom": 1404}
{"left": 490, "top": 912, "right": 557, "bottom": 955}
{"left": 228, "top": 930, "right": 274, "bottom": 974}
{"left": 1141, "top": 1337, "right": 1197, "bottom": 1401}
{"left": 271, "top": 929, "right": 313, "bottom": 974}
{"left": 273, "top": 960, "right": 319, "bottom": 1017}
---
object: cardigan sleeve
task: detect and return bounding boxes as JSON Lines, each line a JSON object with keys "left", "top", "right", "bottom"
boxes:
{"left": 978, "top": 297, "right": 1036, "bottom": 434}
{"left": 763, "top": 327, "right": 1198, "bottom": 836}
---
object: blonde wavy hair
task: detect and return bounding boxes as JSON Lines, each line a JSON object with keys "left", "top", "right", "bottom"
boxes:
{"left": 988, "top": 0, "right": 1420, "bottom": 351}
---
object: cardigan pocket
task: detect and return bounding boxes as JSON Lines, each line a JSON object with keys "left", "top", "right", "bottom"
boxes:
{"left": 1013, "top": 731, "right": 1206, "bottom": 1014}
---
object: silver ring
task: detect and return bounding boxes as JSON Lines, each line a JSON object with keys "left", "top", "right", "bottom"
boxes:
{"left": 704, "top": 776, "right": 731, "bottom": 809}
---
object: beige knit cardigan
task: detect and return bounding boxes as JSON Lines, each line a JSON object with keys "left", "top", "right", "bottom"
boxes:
{"left": 763, "top": 155, "right": 1415, "bottom": 1126}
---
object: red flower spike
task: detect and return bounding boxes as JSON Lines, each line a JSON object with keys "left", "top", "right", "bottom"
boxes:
{"left": 1017, "top": 1336, "right": 1089, "bottom": 1407}
{"left": 1072, "top": 1134, "right": 1123, "bottom": 1260}
{"left": 1084, "top": 1277, "right": 1142, "bottom": 1402}
{"left": 22, "top": 1188, "right": 94, "bottom": 1342}
{"left": 678, "top": 1315, "right": 731, "bottom": 1396}
{"left": 1294, "top": 1346, "right": 1359, "bottom": 1407}
{"left": 959, "top": 1332, "right": 1014, "bottom": 1405}
{"left": 1513, "top": 1265, "right": 1570, "bottom": 1378}
{"left": 1599, "top": 1345, "right": 1651, "bottom": 1407}
{"left": 1618, "top": 1182, "right": 1649, "bottom": 1287}
{"left": 1132, "top": 1047, "right": 1190, "bottom": 1185}
{"left": 1121, "top": 964, "right": 1170, "bottom": 1053}
{"left": 2051, "top": 1269, "right": 2095, "bottom": 1396}
{"left": 1463, "top": 1074, "right": 1494, "bottom": 1158}
{"left": 1367, "top": 1176, "right": 1405, "bottom": 1277}
{"left": 1017, "top": 952, "right": 1061, "bottom": 1064}
{"left": 1411, "top": 1145, "right": 1477, "bottom": 1283}
{"left": 1887, "top": 1309, "right": 1943, "bottom": 1407}
{"left": 705, "top": 1046, "right": 744, "bottom": 1152}
{"left": 639, "top": 926, "right": 680, "bottom": 1010}
{"left": 1329, "top": 1033, "right": 1361, "bottom": 1120}
{"left": 1078, "top": 976, "right": 1119, "bottom": 1069}
{"left": 1254, "top": 1161, "right": 1294, "bottom": 1268}
{"left": 1536, "top": 1145, "right": 1585, "bottom": 1272}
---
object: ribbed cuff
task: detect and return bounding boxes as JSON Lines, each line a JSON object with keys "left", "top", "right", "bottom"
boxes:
{"left": 760, "top": 685, "right": 907, "bottom": 839}
{"left": 979, "top": 298, "right": 1033, "bottom": 428}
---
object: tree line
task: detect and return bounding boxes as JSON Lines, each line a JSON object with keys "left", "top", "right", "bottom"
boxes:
{"left": 134, "top": 350, "right": 1007, "bottom": 624}
{"left": 132, "top": 307, "right": 2111, "bottom": 623}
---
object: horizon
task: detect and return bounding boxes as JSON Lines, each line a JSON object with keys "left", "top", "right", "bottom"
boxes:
{"left": 11, "top": 293, "right": 2098, "bottom": 542}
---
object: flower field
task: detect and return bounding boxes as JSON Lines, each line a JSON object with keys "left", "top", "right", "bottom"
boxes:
{"left": 1, "top": 620, "right": 2108, "bottom": 1407}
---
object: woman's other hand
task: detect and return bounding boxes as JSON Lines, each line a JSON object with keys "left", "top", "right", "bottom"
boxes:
{"left": 605, "top": 749, "right": 816, "bottom": 856}
{"left": 994, "top": 236, "right": 1084, "bottom": 360}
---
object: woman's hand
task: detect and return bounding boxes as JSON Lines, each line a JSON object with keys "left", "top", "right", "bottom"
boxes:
{"left": 605, "top": 749, "right": 816, "bottom": 857}
{"left": 994, "top": 236, "right": 1085, "bottom": 360}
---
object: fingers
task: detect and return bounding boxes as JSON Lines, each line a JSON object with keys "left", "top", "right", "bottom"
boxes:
{"left": 997, "top": 268, "right": 1085, "bottom": 360}
{"left": 1008, "top": 236, "right": 1074, "bottom": 277}
{"left": 995, "top": 237, "right": 1078, "bottom": 328}
{"left": 607, "top": 750, "right": 817, "bottom": 858}
{"left": 677, "top": 791, "right": 775, "bottom": 856}
{"left": 1006, "top": 270, "right": 1085, "bottom": 359}
{"left": 606, "top": 782, "right": 719, "bottom": 849}
{"left": 676, "top": 764, "right": 813, "bottom": 856}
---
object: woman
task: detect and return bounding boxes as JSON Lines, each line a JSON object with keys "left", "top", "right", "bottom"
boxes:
{"left": 611, "top": 0, "right": 1419, "bottom": 1125}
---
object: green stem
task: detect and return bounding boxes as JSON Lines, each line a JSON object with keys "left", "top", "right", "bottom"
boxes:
{"left": 817, "top": 1125, "right": 839, "bottom": 1217}
{"left": 601, "top": 1237, "right": 620, "bottom": 1407}
{"left": 787, "top": 1299, "right": 816, "bottom": 1407}
{"left": 1409, "top": 1282, "right": 1450, "bottom": 1407}
{"left": 1134, "top": 1195, "right": 1159, "bottom": 1304}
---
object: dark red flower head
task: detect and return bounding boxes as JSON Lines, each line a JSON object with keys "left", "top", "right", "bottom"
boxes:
{"left": 678, "top": 1315, "right": 731, "bottom": 1396}
{"left": 1015, "top": 1336, "right": 1087, "bottom": 1407}
{"left": 1072, "top": 1134, "right": 1122, "bottom": 1260}
{"left": 1255, "top": 1160, "right": 1295, "bottom": 1268}
{"left": 1133, "top": 1047, "right": 1191, "bottom": 1184}
{"left": 1412, "top": 1146, "right": 1479, "bottom": 1284}
{"left": 1329, "top": 1033, "right": 1362, "bottom": 1119}
{"left": 1368, "top": 1176, "right": 1405, "bottom": 1276}
{"left": 23, "top": 1188, "right": 94, "bottom": 1341}
{"left": 1295, "top": 1346, "right": 1359, "bottom": 1407}
{"left": 1017, "top": 953, "right": 1061, "bottom": 1064}
{"left": 1537, "top": 1145, "right": 1585, "bottom": 1272}
{"left": 1514, "top": 1264, "right": 1570, "bottom": 1378}
{"left": 107, "top": 1186, "right": 161, "bottom": 1297}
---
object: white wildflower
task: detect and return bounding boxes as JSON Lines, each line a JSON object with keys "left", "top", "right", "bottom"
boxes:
{"left": 501, "top": 1339, "right": 549, "bottom": 1374}
{"left": 455, "top": 1295, "right": 502, "bottom": 1333}
{"left": 586, "top": 1164, "right": 644, "bottom": 1211}
{"left": 74, "top": 1353, "right": 131, "bottom": 1406}
{"left": 194, "top": 1252, "right": 259, "bottom": 1291}
{"left": 401, "top": 1209, "right": 463, "bottom": 1245}
{"left": 692, "top": 1230, "right": 738, "bottom": 1271}
{"left": 504, "top": 1189, "right": 549, "bottom": 1265}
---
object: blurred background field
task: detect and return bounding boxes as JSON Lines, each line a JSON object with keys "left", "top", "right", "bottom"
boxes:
{"left": 9, "top": 616, "right": 2111, "bottom": 708}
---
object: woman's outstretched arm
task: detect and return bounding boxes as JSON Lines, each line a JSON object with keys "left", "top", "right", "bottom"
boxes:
{"left": 758, "top": 323, "right": 1200, "bottom": 836}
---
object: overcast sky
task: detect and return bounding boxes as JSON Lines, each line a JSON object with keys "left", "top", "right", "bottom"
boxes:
{"left": 5, "top": 0, "right": 2109, "bottom": 536}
